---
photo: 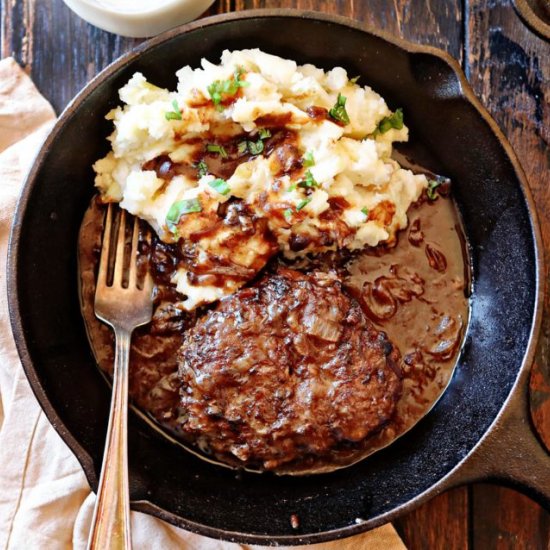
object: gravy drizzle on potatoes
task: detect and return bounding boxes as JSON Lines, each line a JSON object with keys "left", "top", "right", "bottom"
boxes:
{"left": 94, "top": 49, "right": 428, "bottom": 310}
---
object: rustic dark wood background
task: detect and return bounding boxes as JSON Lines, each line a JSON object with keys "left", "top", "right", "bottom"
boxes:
{"left": 1, "top": 0, "right": 549, "bottom": 547}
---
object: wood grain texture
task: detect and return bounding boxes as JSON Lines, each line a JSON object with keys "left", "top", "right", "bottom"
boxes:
{"left": 235, "top": 0, "right": 464, "bottom": 59}
{"left": 1, "top": 0, "right": 550, "bottom": 548}
{"left": 473, "top": 484, "right": 550, "bottom": 550}
{"left": 394, "top": 487, "right": 470, "bottom": 549}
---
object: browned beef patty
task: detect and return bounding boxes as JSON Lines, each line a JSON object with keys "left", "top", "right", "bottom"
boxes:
{"left": 178, "top": 267, "right": 402, "bottom": 470}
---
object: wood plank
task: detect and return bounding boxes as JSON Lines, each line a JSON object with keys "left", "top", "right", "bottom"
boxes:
{"left": 472, "top": 484, "right": 550, "bottom": 550}
{"left": 234, "top": 0, "right": 463, "bottom": 59}
{"left": 394, "top": 487, "right": 470, "bottom": 549}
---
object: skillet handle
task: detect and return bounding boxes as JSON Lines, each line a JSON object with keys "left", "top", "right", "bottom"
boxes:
{"left": 448, "top": 358, "right": 550, "bottom": 510}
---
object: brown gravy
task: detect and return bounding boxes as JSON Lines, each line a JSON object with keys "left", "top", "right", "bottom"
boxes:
{"left": 346, "top": 196, "right": 470, "bottom": 441}
{"left": 78, "top": 192, "right": 470, "bottom": 474}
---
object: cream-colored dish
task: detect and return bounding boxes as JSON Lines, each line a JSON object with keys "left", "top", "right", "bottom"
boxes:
{"left": 62, "top": 0, "right": 214, "bottom": 37}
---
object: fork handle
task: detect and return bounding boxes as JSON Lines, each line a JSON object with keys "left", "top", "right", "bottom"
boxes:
{"left": 87, "top": 328, "right": 132, "bottom": 550}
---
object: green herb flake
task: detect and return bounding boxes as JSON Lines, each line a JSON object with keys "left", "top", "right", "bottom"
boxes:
{"left": 236, "top": 128, "right": 271, "bottom": 156}
{"left": 288, "top": 184, "right": 297, "bottom": 192}
{"left": 207, "top": 67, "right": 249, "bottom": 110}
{"left": 297, "top": 169, "right": 319, "bottom": 189}
{"left": 247, "top": 139, "right": 264, "bottom": 156}
{"left": 328, "top": 93, "right": 350, "bottom": 125}
{"left": 196, "top": 160, "right": 208, "bottom": 178}
{"left": 426, "top": 177, "right": 445, "bottom": 201}
{"left": 207, "top": 90, "right": 224, "bottom": 112}
{"left": 296, "top": 198, "right": 311, "bottom": 211}
{"left": 302, "top": 151, "right": 315, "bottom": 167}
{"left": 206, "top": 143, "right": 228, "bottom": 159}
{"left": 361, "top": 207, "right": 369, "bottom": 216}
{"left": 234, "top": 66, "right": 250, "bottom": 87}
{"left": 350, "top": 75, "right": 361, "bottom": 84}
{"left": 166, "top": 198, "right": 202, "bottom": 228}
{"left": 208, "top": 178, "right": 230, "bottom": 196}
{"left": 377, "top": 108, "right": 404, "bottom": 134}
{"left": 207, "top": 81, "right": 231, "bottom": 108}
{"left": 283, "top": 208, "right": 293, "bottom": 221}
{"left": 258, "top": 128, "right": 271, "bottom": 140}
{"left": 165, "top": 99, "right": 182, "bottom": 121}
{"left": 165, "top": 112, "right": 181, "bottom": 121}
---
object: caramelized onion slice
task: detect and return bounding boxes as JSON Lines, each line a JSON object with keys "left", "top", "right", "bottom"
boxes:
{"left": 301, "top": 302, "right": 344, "bottom": 342}
{"left": 424, "top": 314, "right": 464, "bottom": 361}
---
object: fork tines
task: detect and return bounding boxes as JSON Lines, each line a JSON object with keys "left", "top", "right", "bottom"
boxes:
{"left": 97, "top": 204, "right": 152, "bottom": 293}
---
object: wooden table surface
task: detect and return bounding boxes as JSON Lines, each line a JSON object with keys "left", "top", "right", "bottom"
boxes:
{"left": 2, "top": 0, "right": 549, "bottom": 548}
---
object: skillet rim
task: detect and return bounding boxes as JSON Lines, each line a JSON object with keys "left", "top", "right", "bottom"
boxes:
{"left": 7, "top": 9, "right": 544, "bottom": 545}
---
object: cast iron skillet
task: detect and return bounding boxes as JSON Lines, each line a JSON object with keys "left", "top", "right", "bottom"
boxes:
{"left": 7, "top": 10, "right": 550, "bottom": 545}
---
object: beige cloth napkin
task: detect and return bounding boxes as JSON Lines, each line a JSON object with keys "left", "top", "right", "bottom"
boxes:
{"left": 0, "top": 57, "right": 406, "bottom": 550}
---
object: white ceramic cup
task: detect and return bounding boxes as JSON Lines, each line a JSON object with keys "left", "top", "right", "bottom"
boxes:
{"left": 62, "top": 0, "right": 215, "bottom": 38}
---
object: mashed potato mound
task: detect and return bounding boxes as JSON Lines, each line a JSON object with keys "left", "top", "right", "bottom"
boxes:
{"left": 94, "top": 49, "right": 427, "bottom": 309}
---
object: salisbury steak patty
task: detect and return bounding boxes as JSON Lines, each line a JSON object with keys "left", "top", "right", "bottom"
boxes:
{"left": 178, "top": 268, "right": 402, "bottom": 470}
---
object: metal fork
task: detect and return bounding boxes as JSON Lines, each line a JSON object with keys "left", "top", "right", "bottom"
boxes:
{"left": 87, "top": 205, "right": 154, "bottom": 550}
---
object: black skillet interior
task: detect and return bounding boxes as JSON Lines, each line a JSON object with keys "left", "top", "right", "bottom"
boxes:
{"left": 9, "top": 12, "right": 538, "bottom": 544}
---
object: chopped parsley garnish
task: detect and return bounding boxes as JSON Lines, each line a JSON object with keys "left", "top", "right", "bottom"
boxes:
{"left": 238, "top": 129, "right": 271, "bottom": 156}
{"left": 258, "top": 128, "right": 271, "bottom": 140}
{"left": 297, "top": 169, "right": 319, "bottom": 189}
{"left": 296, "top": 198, "right": 311, "bottom": 211}
{"left": 361, "top": 207, "right": 369, "bottom": 216}
{"left": 302, "top": 151, "right": 315, "bottom": 167}
{"left": 329, "top": 93, "right": 350, "bottom": 125}
{"left": 206, "top": 143, "right": 228, "bottom": 159}
{"left": 350, "top": 75, "right": 361, "bottom": 84}
{"left": 234, "top": 66, "right": 249, "bottom": 85}
{"left": 288, "top": 184, "right": 297, "bottom": 192}
{"left": 164, "top": 99, "right": 182, "bottom": 121}
{"left": 207, "top": 66, "right": 250, "bottom": 111}
{"left": 283, "top": 198, "right": 312, "bottom": 218}
{"left": 166, "top": 198, "right": 202, "bottom": 229}
{"left": 195, "top": 160, "right": 208, "bottom": 177}
{"left": 247, "top": 139, "right": 264, "bottom": 156}
{"left": 426, "top": 176, "right": 446, "bottom": 200}
{"left": 208, "top": 178, "right": 230, "bottom": 196}
{"left": 376, "top": 108, "right": 404, "bottom": 134}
